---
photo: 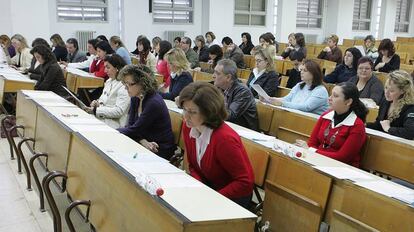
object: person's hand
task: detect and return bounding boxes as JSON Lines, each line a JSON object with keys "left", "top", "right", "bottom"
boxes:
{"left": 174, "top": 96, "right": 180, "bottom": 107}
{"left": 140, "top": 139, "right": 159, "bottom": 153}
{"left": 380, "top": 120, "right": 391, "bottom": 132}
{"left": 375, "top": 62, "right": 385, "bottom": 70}
{"left": 84, "top": 106, "right": 94, "bottom": 114}
{"left": 90, "top": 100, "right": 99, "bottom": 108}
{"left": 294, "top": 139, "right": 309, "bottom": 149}
{"left": 59, "top": 61, "right": 68, "bottom": 67}
{"left": 268, "top": 97, "right": 283, "bottom": 106}
{"left": 323, "top": 46, "right": 331, "bottom": 52}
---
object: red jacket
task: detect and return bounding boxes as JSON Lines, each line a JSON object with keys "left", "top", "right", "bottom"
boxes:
{"left": 156, "top": 60, "right": 170, "bottom": 87}
{"left": 308, "top": 110, "right": 366, "bottom": 167}
{"left": 90, "top": 59, "right": 107, "bottom": 80}
{"left": 182, "top": 122, "right": 254, "bottom": 200}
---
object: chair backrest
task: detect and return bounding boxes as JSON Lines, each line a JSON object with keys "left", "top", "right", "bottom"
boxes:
{"left": 199, "top": 62, "right": 212, "bottom": 71}
{"left": 193, "top": 71, "right": 214, "bottom": 82}
{"left": 168, "top": 111, "right": 183, "bottom": 145}
{"left": 275, "top": 86, "right": 291, "bottom": 98}
{"left": 66, "top": 73, "right": 77, "bottom": 93}
{"left": 256, "top": 102, "right": 274, "bottom": 133}
{"left": 240, "top": 138, "right": 270, "bottom": 187}
{"left": 243, "top": 55, "right": 255, "bottom": 69}
{"left": 279, "top": 75, "right": 289, "bottom": 88}
{"left": 155, "top": 74, "right": 164, "bottom": 85}
{"left": 329, "top": 210, "right": 380, "bottom": 232}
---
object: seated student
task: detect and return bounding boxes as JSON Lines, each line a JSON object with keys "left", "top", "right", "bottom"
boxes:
{"left": 246, "top": 48, "right": 279, "bottom": 98}
{"left": 160, "top": 48, "right": 193, "bottom": 100}
{"left": 173, "top": 36, "right": 181, "bottom": 48}
{"left": 66, "top": 38, "right": 87, "bottom": 63}
{"left": 96, "top": 35, "right": 108, "bottom": 42}
{"left": 50, "top": 34, "right": 68, "bottom": 62}
{"left": 205, "top": 31, "right": 220, "bottom": 47}
{"left": 179, "top": 82, "right": 254, "bottom": 208}
{"left": 296, "top": 82, "right": 368, "bottom": 167}
{"left": 85, "top": 54, "right": 130, "bottom": 129}
{"left": 109, "top": 36, "right": 132, "bottom": 65}
{"left": 63, "top": 39, "right": 98, "bottom": 71}
{"left": 156, "top": 40, "right": 172, "bottom": 88}
{"left": 239, "top": 32, "right": 254, "bottom": 55}
{"left": 374, "top": 38, "right": 400, "bottom": 73}
{"left": 265, "top": 60, "right": 329, "bottom": 115}
{"left": 6, "top": 34, "right": 33, "bottom": 70}
{"left": 0, "top": 35, "right": 16, "bottom": 58}
{"left": 363, "top": 35, "right": 379, "bottom": 62}
{"left": 151, "top": 36, "right": 162, "bottom": 57}
{"left": 28, "top": 38, "right": 50, "bottom": 80}
{"left": 213, "top": 59, "right": 259, "bottom": 131}
{"left": 180, "top": 36, "right": 200, "bottom": 69}
{"left": 137, "top": 37, "right": 157, "bottom": 73}
{"left": 259, "top": 32, "right": 278, "bottom": 59}
{"left": 222, "top": 37, "right": 245, "bottom": 69}
{"left": 281, "top": 32, "right": 307, "bottom": 61}
{"left": 31, "top": 45, "right": 68, "bottom": 97}
{"left": 324, "top": 47, "right": 362, "bottom": 84}
{"left": 130, "top": 35, "right": 145, "bottom": 55}
{"left": 317, "top": 34, "right": 343, "bottom": 64}
{"left": 201, "top": 44, "right": 223, "bottom": 74}
{"left": 91, "top": 40, "right": 114, "bottom": 80}
{"left": 348, "top": 56, "right": 384, "bottom": 105}
{"left": 367, "top": 70, "right": 414, "bottom": 140}
{"left": 193, "top": 35, "right": 209, "bottom": 62}
{"left": 118, "top": 64, "right": 176, "bottom": 160}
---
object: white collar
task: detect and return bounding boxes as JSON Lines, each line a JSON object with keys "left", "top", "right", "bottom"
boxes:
{"left": 253, "top": 68, "right": 266, "bottom": 79}
{"left": 189, "top": 125, "right": 213, "bottom": 140}
{"left": 322, "top": 110, "right": 358, "bottom": 128}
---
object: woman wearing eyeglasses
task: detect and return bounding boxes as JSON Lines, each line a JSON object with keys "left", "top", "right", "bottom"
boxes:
{"left": 295, "top": 82, "right": 368, "bottom": 167}
{"left": 117, "top": 64, "right": 175, "bottom": 160}
{"left": 86, "top": 54, "right": 130, "bottom": 129}
{"left": 246, "top": 48, "right": 279, "bottom": 98}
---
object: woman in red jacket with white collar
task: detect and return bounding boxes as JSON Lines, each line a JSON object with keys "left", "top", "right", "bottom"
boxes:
{"left": 179, "top": 82, "right": 254, "bottom": 208}
{"left": 296, "top": 82, "right": 368, "bottom": 167}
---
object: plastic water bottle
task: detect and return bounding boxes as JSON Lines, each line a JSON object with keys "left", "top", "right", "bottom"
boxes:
{"left": 135, "top": 173, "right": 164, "bottom": 196}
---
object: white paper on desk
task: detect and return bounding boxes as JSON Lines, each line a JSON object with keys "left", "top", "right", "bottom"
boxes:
{"left": 252, "top": 84, "right": 271, "bottom": 102}
{"left": 60, "top": 117, "right": 104, "bottom": 125}
{"left": 354, "top": 180, "right": 414, "bottom": 198}
{"left": 66, "top": 67, "right": 95, "bottom": 78}
{"left": 236, "top": 129, "right": 275, "bottom": 141}
{"left": 23, "top": 91, "right": 58, "bottom": 99}
{"left": 394, "top": 193, "right": 414, "bottom": 204}
{"left": 70, "top": 124, "right": 117, "bottom": 133}
{"left": 111, "top": 152, "right": 168, "bottom": 164}
{"left": 150, "top": 173, "right": 203, "bottom": 189}
{"left": 121, "top": 162, "right": 184, "bottom": 175}
{"left": 315, "top": 166, "right": 375, "bottom": 181}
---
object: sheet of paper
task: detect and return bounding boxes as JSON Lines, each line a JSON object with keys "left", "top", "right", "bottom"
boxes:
{"left": 22, "top": 91, "right": 59, "bottom": 99}
{"left": 149, "top": 173, "right": 204, "bottom": 189}
{"left": 315, "top": 166, "right": 375, "bottom": 181}
{"left": 355, "top": 180, "right": 414, "bottom": 200}
{"left": 69, "top": 124, "right": 117, "bottom": 133}
{"left": 235, "top": 129, "right": 275, "bottom": 142}
{"left": 120, "top": 162, "right": 184, "bottom": 175}
{"left": 110, "top": 152, "right": 168, "bottom": 164}
{"left": 59, "top": 117, "right": 104, "bottom": 125}
{"left": 252, "top": 84, "right": 271, "bottom": 101}
{"left": 66, "top": 67, "right": 96, "bottom": 78}
{"left": 394, "top": 193, "right": 414, "bottom": 204}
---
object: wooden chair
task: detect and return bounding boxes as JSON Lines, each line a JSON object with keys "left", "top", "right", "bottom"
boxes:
{"left": 396, "top": 52, "right": 408, "bottom": 64}
{"left": 374, "top": 72, "right": 388, "bottom": 86}
{"left": 237, "top": 69, "right": 252, "bottom": 80}
{"left": 66, "top": 72, "right": 77, "bottom": 93}
{"left": 155, "top": 74, "right": 164, "bottom": 85}
{"left": 400, "top": 63, "right": 414, "bottom": 74}
{"left": 199, "top": 62, "right": 212, "bottom": 71}
{"left": 282, "top": 61, "right": 295, "bottom": 76}
{"left": 279, "top": 76, "right": 289, "bottom": 87}
{"left": 278, "top": 43, "right": 288, "bottom": 55}
{"left": 168, "top": 110, "right": 184, "bottom": 167}
{"left": 275, "top": 86, "right": 290, "bottom": 98}
{"left": 330, "top": 210, "right": 380, "bottom": 232}
{"left": 274, "top": 60, "right": 284, "bottom": 74}
{"left": 306, "top": 45, "right": 317, "bottom": 57}
{"left": 366, "top": 108, "right": 378, "bottom": 123}
{"left": 256, "top": 102, "right": 274, "bottom": 133}
{"left": 243, "top": 55, "right": 255, "bottom": 69}
{"left": 342, "top": 39, "right": 355, "bottom": 47}
{"left": 354, "top": 39, "right": 364, "bottom": 46}
{"left": 193, "top": 71, "right": 214, "bottom": 82}
{"left": 260, "top": 154, "right": 332, "bottom": 232}
{"left": 131, "top": 56, "right": 139, "bottom": 65}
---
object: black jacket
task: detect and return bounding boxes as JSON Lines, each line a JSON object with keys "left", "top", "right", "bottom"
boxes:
{"left": 239, "top": 42, "right": 254, "bottom": 55}
{"left": 28, "top": 58, "right": 42, "bottom": 81}
{"left": 366, "top": 100, "right": 414, "bottom": 140}
{"left": 374, "top": 54, "right": 400, "bottom": 73}
{"left": 246, "top": 70, "right": 279, "bottom": 98}
{"left": 281, "top": 46, "right": 307, "bottom": 61}
{"left": 160, "top": 71, "right": 193, "bottom": 100}
{"left": 35, "top": 60, "right": 68, "bottom": 97}
{"left": 53, "top": 46, "right": 68, "bottom": 62}
{"left": 194, "top": 45, "right": 210, "bottom": 62}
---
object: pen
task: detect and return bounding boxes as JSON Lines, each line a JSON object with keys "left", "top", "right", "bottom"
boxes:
{"left": 252, "top": 138, "right": 268, "bottom": 142}
{"left": 133, "top": 153, "right": 138, "bottom": 159}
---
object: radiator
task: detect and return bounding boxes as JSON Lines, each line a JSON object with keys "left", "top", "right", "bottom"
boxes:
{"left": 165, "top": 31, "right": 185, "bottom": 44}
{"left": 304, "top": 34, "right": 318, "bottom": 44}
{"left": 76, "top": 31, "right": 95, "bottom": 52}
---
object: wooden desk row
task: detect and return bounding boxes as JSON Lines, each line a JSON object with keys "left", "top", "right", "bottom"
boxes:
{"left": 164, "top": 100, "right": 414, "bottom": 232}
{"left": 63, "top": 67, "right": 104, "bottom": 94}
{"left": 15, "top": 90, "right": 256, "bottom": 232}
{"left": 0, "top": 65, "right": 36, "bottom": 104}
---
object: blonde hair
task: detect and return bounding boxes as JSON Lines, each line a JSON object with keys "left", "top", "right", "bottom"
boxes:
{"left": 0, "top": 35, "right": 11, "bottom": 47}
{"left": 386, "top": 70, "right": 414, "bottom": 122}
{"left": 164, "top": 48, "right": 190, "bottom": 75}
{"left": 328, "top": 34, "right": 339, "bottom": 45}
{"left": 11, "top": 34, "right": 29, "bottom": 51}
{"left": 252, "top": 48, "right": 275, "bottom": 72}
{"left": 110, "top": 36, "right": 125, "bottom": 48}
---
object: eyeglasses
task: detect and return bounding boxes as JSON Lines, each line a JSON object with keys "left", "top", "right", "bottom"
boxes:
{"left": 255, "top": 59, "right": 265, "bottom": 64}
{"left": 123, "top": 82, "right": 137, "bottom": 87}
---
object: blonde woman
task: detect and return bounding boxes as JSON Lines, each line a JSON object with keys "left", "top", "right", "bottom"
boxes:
{"left": 367, "top": 70, "right": 414, "bottom": 140}
{"left": 160, "top": 48, "right": 193, "bottom": 100}
{"left": 109, "top": 36, "right": 131, "bottom": 65}
{"left": 87, "top": 54, "right": 130, "bottom": 129}
{"left": 7, "top": 34, "right": 32, "bottom": 70}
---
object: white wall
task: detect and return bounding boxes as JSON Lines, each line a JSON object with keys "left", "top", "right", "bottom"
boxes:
{"left": 0, "top": 0, "right": 12, "bottom": 36}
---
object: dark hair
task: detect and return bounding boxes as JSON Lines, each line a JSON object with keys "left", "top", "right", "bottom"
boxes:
{"left": 87, "top": 38, "right": 99, "bottom": 48}
{"left": 357, "top": 56, "right": 374, "bottom": 70}
{"left": 152, "top": 36, "right": 162, "bottom": 46}
{"left": 336, "top": 82, "right": 368, "bottom": 122}
{"left": 364, "top": 35, "right": 375, "bottom": 42}
{"left": 194, "top": 35, "right": 205, "bottom": 47}
{"left": 208, "top": 45, "right": 223, "bottom": 67}
{"left": 103, "top": 54, "right": 127, "bottom": 73}
{"left": 205, "top": 31, "right": 216, "bottom": 40}
{"left": 31, "top": 45, "right": 57, "bottom": 63}
{"left": 31, "top": 38, "right": 50, "bottom": 49}
{"left": 378, "top": 38, "right": 395, "bottom": 56}
{"left": 118, "top": 64, "right": 158, "bottom": 95}
{"left": 174, "top": 37, "right": 181, "bottom": 43}
{"left": 182, "top": 36, "right": 192, "bottom": 47}
{"left": 300, "top": 59, "right": 323, "bottom": 90}
{"left": 241, "top": 32, "right": 252, "bottom": 43}
{"left": 66, "top": 38, "right": 79, "bottom": 50}
{"left": 96, "top": 35, "right": 108, "bottom": 42}
{"left": 158, "top": 40, "right": 172, "bottom": 60}
{"left": 259, "top": 33, "right": 275, "bottom": 45}
{"left": 179, "top": 82, "right": 228, "bottom": 129}
{"left": 295, "top": 33, "right": 306, "bottom": 47}
{"left": 50, "top": 34, "right": 65, "bottom": 47}
{"left": 137, "top": 37, "right": 151, "bottom": 65}
{"left": 221, "top": 37, "right": 233, "bottom": 45}
{"left": 95, "top": 41, "right": 114, "bottom": 54}
{"left": 344, "top": 47, "right": 363, "bottom": 71}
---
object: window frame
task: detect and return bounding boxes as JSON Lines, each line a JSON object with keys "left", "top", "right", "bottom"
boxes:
{"left": 296, "top": 0, "right": 324, "bottom": 29}
{"left": 56, "top": 0, "right": 108, "bottom": 23}
{"left": 395, "top": 0, "right": 412, "bottom": 33}
{"left": 234, "top": 0, "right": 267, "bottom": 26}
{"left": 152, "top": 0, "right": 194, "bottom": 24}
{"left": 352, "top": 0, "right": 372, "bottom": 31}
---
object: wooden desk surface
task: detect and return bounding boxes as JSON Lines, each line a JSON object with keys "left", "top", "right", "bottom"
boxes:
{"left": 0, "top": 70, "right": 35, "bottom": 102}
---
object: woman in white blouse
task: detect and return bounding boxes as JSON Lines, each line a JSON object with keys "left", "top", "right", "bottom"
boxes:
{"left": 6, "top": 34, "right": 32, "bottom": 70}
{"left": 86, "top": 54, "right": 130, "bottom": 128}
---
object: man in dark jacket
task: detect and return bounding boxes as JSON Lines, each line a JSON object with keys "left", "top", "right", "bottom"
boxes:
{"left": 222, "top": 37, "right": 246, "bottom": 69}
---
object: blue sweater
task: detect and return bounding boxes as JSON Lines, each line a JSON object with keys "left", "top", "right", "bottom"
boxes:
{"left": 324, "top": 64, "right": 356, "bottom": 84}
{"left": 117, "top": 92, "right": 176, "bottom": 159}
{"left": 160, "top": 71, "right": 193, "bottom": 100}
{"left": 282, "top": 82, "right": 329, "bottom": 115}
{"left": 116, "top": 47, "right": 132, "bottom": 65}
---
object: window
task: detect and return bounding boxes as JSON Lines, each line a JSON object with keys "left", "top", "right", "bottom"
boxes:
{"left": 374, "top": 0, "right": 382, "bottom": 38}
{"left": 296, "top": 0, "right": 323, "bottom": 28}
{"left": 353, "top": 0, "right": 372, "bottom": 30}
{"left": 395, "top": 0, "right": 412, "bottom": 32}
{"left": 273, "top": 0, "right": 279, "bottom": 34}
{"left": 56, "top": 0, "right": 108, "bottom": 22}
{"left": 234, "top": 0, "right": 266, "bottom": 26}
{"left": 152, "top": 0, "right": 194, "bottom": 24}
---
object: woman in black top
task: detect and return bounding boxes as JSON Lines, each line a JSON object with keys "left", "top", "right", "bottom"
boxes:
{"left": 193, "top": 35, "right": 209, "bottom": 62}
{"left": 374, "top": 38, "right": 400, "bottom": 73}
{"left": 367, "top": 70, "right": 414, "bottom": 140}
{"left": 28, "top": 38, "right": 50, "bottom": 80}
{"left": 281, "top": 32, "right": 307, "bottom": 61}
{"left": 50, "top": 34, "right": 68, "bottom": 62}
{"left": 239, "top": 32, "right": 254, "bottom": 55}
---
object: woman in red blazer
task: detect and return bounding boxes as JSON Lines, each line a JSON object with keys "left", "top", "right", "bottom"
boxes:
{"left": 90, "top": 41, "right": 114, "bottom": 80}
{"left": 179, "top": 82, "right": 254, "bottom": 208}
{"left": 296, "top": 82, "right": 368, "bottom": 167}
